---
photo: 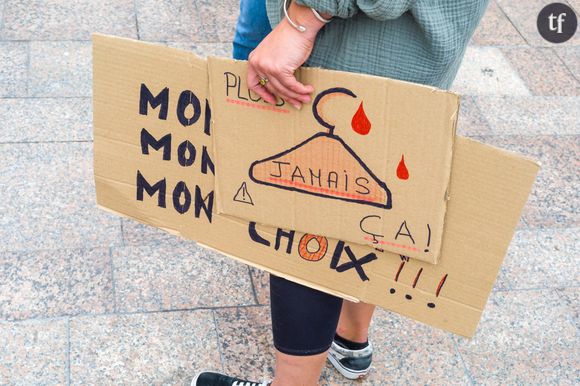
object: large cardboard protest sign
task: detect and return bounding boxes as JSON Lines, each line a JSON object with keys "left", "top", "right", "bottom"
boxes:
{"left": 93, "top": 34, "right": 539, "bottom": 338}
{"left": 209, "top": 58, "right": 457, "bottom": 264}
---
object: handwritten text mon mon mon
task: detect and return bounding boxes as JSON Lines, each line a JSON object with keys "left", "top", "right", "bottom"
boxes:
{"left": 136, "top": 83, "right": 215, "bottom": 223}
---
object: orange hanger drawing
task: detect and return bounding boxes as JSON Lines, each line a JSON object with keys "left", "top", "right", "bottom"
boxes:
{"left": 249, "top": 88, "right": 392, "bottom": 209}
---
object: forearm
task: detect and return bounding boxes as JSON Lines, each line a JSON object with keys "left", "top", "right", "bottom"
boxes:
{"left": 286, "top": 0, "right": 331, "bottom": 39}
{"left": 246, "top": 0, "right": 329, "bottom": 109}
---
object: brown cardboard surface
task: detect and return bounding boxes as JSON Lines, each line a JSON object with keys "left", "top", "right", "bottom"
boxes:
{"left": 209, "top": 57, "right": 458, "bottom": 264}
{"left": 93, "top": 34, "right": 539, "bottom": 338}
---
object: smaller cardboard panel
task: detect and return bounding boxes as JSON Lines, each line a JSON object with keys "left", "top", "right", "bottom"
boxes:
{"left": 209, "top": 57, "right": 459, "bottom": 264}
{"left": 92, "top": 35, "right": 539, "bottom": 338}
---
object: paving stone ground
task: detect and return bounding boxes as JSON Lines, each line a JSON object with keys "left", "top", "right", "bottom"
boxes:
{"left": 0, "top": 1, "right": 578, "bottom": 385}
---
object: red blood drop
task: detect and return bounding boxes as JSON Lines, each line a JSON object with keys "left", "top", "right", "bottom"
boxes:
{"left": 351, "top": 102, "right": 371, "bottom": 135}
{"left": 397, "top": 155, "right": 409, "bottom": 180}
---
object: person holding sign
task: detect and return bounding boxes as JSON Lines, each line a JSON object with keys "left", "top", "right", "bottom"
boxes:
{"left": 193, "top": 0, "right": 489, "bottom": 385}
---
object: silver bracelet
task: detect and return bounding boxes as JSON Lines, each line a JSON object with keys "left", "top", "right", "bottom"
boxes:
{"left": 283, "top": 0, "right": 332, "bottom": 33}
{"left": 310, "top": 7, "right": 332, "bottom": 24}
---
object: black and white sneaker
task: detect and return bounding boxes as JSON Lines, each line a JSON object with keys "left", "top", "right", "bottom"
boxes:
{"left": 327, "top": 338, "right": 373, "bottom": 380}
{"left": 192, "top": 371, "right": 271, "bottom": 386}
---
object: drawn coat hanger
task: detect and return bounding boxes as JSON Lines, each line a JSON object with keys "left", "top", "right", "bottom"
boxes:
{"left": 249, "top": 88, "right": 392, "bottom": 209}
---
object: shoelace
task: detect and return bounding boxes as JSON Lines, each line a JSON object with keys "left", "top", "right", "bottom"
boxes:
{"left": 231, "top": 381, "right": 269, "bottom": 386}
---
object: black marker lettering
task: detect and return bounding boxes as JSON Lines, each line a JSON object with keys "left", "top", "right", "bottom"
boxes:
{"left": 136, "top": 170, "right": 166, "bottom": 208}
{"left": 139, "top": 84, "right": 169, "bottom": 120}
{"left": 309, "top": 168, "right": 321, "bottom": 187}
{"left": 140, "top": 128, "right": 171, "bottom": 160}
{"left": 248, "top": 222, "right": 271, "bottom": 246}
{"left": 275, "top": 228, "right": 295, "bottom": 254}
{"left": 270, "top": 161, "right": 290, "bottom": 178}
{"left": 355, "top": 177, "right": 370, "bottom": 195}
{"left": 201, "top": 146, "right": 215, "bottom": 175}
{"left": 395, "top": 221, "right": 415, "bottom": 244}
{"left": 194, "top": 186, "right": 214, "bottom": 223}
{"left": 327, "top": 171, "right": 338, "bottom": 189}
{"left": 177, "top": 140, "right": 196, "bottom": 167}
{"left": 204, "top": 99, "right": 212, "bottom": 136}
{"left": 248, "top": 89, "right": 261, "bottom": 102}
{"left": 330, "top": 241, "right": 377, "bottom": 281}
{"left": 330, "top": 241, "right": 345, "bottom": 269}
{"left": 172, "top": 181, "right": 191, "bottom": 214}
{"left": 291, "top": 166, "right": 306, "bottom": 183}
{"left": 224, "top": 72, "right": 237, "bottom": 97}
{"left": 177, "top": 90, "right": 201, "bottom": 127}
{"left": 237, "top": 75, "right": 249, "bottom": 101}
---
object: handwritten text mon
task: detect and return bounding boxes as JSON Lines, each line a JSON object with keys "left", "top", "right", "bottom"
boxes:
{"left": 136, "top": 83, "right": 215, "bottom": 223}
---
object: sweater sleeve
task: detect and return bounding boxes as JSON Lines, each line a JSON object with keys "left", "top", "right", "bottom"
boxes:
{"left": 295, "top": 0, "right": 415, "bottom": 20}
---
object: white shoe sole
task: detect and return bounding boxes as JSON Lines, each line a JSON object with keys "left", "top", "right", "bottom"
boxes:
{"left": 327, "top": 351, "right": 371, "bottom": 380}
{"left": 191, "top": 370, "right": 217, "bottom": 386}
{"left": 191, "top": 371, "right": 270, "bottom": 386}
{"left": 191, "top": 371, "right": 201, "bottom": 386}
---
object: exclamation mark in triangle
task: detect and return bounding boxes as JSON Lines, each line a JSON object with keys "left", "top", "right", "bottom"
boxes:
{"left": 233, "top": 182, "right": 254, "bottom": 205}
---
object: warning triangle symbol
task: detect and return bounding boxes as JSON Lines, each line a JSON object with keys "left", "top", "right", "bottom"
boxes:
{"left": 233, "top": 182, "right": 254, "bottom": 205}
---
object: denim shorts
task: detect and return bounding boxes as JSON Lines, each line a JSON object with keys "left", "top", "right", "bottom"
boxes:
{"left": 232, "top": 0, "right": 272, "bottom": 60}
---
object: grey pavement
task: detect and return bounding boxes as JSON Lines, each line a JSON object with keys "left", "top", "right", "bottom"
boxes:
{"left": 0, "top": 0, "right": 579, "bottom": 385}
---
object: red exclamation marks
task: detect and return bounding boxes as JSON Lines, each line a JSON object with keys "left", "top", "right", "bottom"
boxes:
{"left": 427, "top": 274, "right": 448, "bottom": 309}
{"left": 412, "top": 268, "right": 423, "bottom": 288}
{"left": 394, "top": 260, "right": 406, "bottom": 282}
{"left": 396, "top": 155, "right": 409, "bottom": 180}
{"left": 390, "top": 255, "right": 409, "bottom": 295}
{"left": 351, "top": 102, "right": 371, "bottom": 135}
{"left": 435, "top": 274, "right": 448, "bottom": 297}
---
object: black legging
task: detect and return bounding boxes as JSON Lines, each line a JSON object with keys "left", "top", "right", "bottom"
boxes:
{"left": 270, "top": 274, "right": 344, "bottom": 356}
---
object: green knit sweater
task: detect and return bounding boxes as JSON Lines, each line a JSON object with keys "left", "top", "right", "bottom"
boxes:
{"left": 265, "top": 0, "right": 489, "bottom": 89}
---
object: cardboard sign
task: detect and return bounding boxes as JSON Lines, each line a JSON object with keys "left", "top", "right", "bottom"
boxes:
{"left": 209, "top": 57, "right": 457, "bottom": 264}
{"left": 92, "top": 34, "right": 539, "bottom": 338}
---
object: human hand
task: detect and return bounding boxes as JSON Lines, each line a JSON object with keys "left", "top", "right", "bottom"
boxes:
{"left": 247, "top": 2, "right": 328, "bottom": 109}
